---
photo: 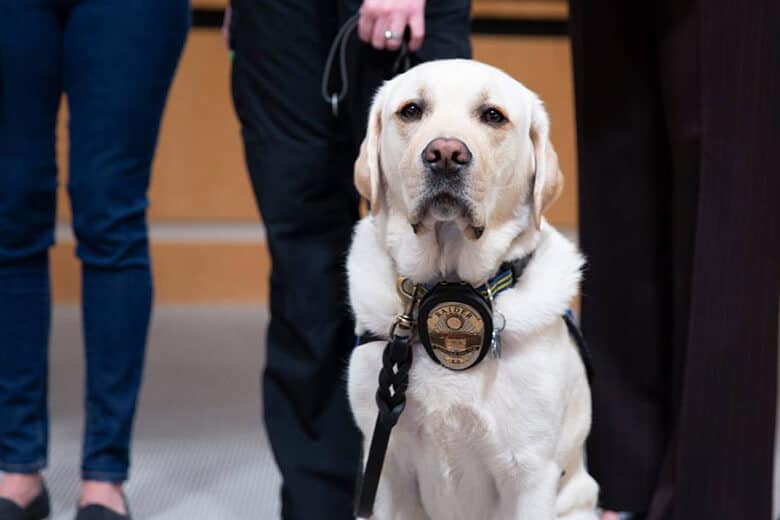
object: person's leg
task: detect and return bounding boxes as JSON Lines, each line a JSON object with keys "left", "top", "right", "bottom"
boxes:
{"left": 231, "top": 2, "right": 362, "bottom": 518}
{"left": 664, "top": 1, "right": 780, "bottom": 517}
{"left": 62, "top": 0, "right": 188, "bottom": 510}
{"left": 0, "top": 0, "right": 63, "bottom": 507}
{"left": 569, "top": 0, "right": 676, "bottom": 512}
{"left": 644, "top": 2, "right": 702, "bottom": 516}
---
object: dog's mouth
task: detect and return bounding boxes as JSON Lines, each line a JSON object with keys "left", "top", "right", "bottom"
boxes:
{"left": 429, "top": 193, "right": 468, "bottom": 220}
{"left": 410, "top": 191, "right": 484, "bottom": 239}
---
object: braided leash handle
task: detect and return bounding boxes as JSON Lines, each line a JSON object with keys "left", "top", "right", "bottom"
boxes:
{"left": 376, "top": 335, "right": 413, "bottom": 425}
{"left": 355, "top": 280, "right": 419, "bottom": 518}
{"left": 355, "top": 333, "right": 414, "bottom": 518}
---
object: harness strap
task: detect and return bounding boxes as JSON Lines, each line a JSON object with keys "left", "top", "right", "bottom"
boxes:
{"left": 415, "top": 253, "right": 534, "bottom": 302}
{"left": 357, "top": 313, "right": 593, "bottom": 386}
{"left": 563, "top": 310, "right": 594, "bottom": 385}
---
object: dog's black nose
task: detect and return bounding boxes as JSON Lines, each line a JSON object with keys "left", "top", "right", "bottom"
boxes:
{"left": 422, "top": 138, "right": 472, "bottom": 175}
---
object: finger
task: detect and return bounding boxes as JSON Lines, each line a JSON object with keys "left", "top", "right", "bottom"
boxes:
{"left": 408, "top": 12, "right": 425, "bottom": 51}
{"left": 601, "top": 512, "right": 621, "bottom": 520}
{"left": 371, "top": 15, "right": 392, "bottom": 50}
{"left": 358, "top": 8, "right": 376, "bottom": 44}
{"left": 384, "top": 13, "right": 406, "bottom": 51}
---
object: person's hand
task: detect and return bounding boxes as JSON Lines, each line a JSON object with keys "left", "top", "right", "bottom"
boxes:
{"left": 358, "top": 0, "right": 426, "bottom": 52}
{"left": 222, "top": 7, "right": 232, "bottom": 49}
{"left": 601, "top": 511, "right": 621, "bottom": 520}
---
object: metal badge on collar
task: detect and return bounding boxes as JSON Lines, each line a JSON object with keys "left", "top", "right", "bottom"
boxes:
{"left": 417, "top": 282, "right": 494, "bottom": 371}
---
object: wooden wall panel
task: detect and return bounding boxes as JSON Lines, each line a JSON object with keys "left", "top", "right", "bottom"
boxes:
{"left": 150, "top": 31, "right": 256, "bottom": 220}
{"left": 52, "top": 242, "right": 270, "bottom": 304}
{"left": 191, "top": 0, "right": 569, "bottom": 19}
{"left": 473, "top": 0, "right": 567, "bottom": 19}
{"left": 56, "top": 31, "right": 257, "bottom": 222}
{"left": 192, "top": 0, "right": 226, "bottom": 8}
{"left": 58, "top": 32, "right": 576, "bottom": 226}
{"left": 472, "top": 35, "right": 578, "bottom": 226}
{"left": 51, "top": 9, "right": 577, "bottom": 304}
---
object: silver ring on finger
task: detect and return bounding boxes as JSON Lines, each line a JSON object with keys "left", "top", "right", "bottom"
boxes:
{"left": 384, "top": 29, "right": 401, "bottom": 41}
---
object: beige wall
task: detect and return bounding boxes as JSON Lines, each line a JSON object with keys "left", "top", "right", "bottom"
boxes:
{"left": 52, "top": 1, "right": 575, "bottom": 303}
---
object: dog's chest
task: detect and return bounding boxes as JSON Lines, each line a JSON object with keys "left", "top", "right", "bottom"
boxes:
{"left": 397, "top": 377, "right": 501, "bottom": 519}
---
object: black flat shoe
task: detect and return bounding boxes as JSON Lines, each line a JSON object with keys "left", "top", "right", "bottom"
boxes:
{"left": 0, "top": 485, "right": 50, "bottom": 520}
{"left": 74, "top": 494, "right": 131, "bottom": 520}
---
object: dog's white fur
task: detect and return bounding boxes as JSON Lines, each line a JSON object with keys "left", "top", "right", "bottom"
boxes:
{"left": 346, "top": 60, "right": 598, "bottom": 519}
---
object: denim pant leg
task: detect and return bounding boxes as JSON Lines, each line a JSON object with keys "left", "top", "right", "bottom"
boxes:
{"left": 63, "top": 0, "right": 189, "bottom": 483}
{"left": 0, "top": 1, "right": 63, "bottom": 474}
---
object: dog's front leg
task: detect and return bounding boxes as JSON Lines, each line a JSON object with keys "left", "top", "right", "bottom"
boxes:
{"left": 555, "top": 454, "right": 598, "bottom": 519}
{"left": 492, "top": 462, "right": 560, "bottom": 520}
{"left": 371, "top": 453, "right": 428, "bottom": 520}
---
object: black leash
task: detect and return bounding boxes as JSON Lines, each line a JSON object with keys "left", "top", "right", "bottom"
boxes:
{"left": 563, "top": 310, "right": 593, "bottom": 385}
{"left": 321, "top": 14, "right": 412, "bottom": 117}
{"left": 321, "top": 14, "right": 359, "bottom": 117}
{"left": 354, "top": 283, "right": 420, "bottom": 518}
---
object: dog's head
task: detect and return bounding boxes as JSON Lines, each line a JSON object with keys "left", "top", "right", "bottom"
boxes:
{"left": 355, "top": 59, "right": 562, "bottom": 241}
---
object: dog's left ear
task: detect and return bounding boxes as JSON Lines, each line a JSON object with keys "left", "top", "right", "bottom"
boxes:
{"left": 354, "top": 86, "right": 386, "bottom": 215}
{"left": 529, "top": 100, "right": 564, "bottom": 229}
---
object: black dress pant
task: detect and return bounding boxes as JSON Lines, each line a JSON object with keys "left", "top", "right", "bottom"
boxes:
{"left": 570, "top": 0, "right": 780, "bottom": 518}
{"left": 229, "top": 2, "right": 470, "bottom": 518}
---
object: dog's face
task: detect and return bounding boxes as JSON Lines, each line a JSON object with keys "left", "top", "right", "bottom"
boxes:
{"left": 355, "top": 59, "right": 563, "bottom": 239}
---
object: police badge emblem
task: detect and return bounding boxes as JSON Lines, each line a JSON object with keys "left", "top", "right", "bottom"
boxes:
{"left": 417, "top": 282, "right": 493, "bottom": 371}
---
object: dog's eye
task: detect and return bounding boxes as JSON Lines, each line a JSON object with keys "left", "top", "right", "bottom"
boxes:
{"left": 481, "top": 107, "right": 507, "bottom": 125}
{"left": 399, "top": 102, "right": 424, "bottom": 121}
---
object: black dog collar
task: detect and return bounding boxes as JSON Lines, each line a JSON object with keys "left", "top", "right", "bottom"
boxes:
{"left": 357, "top": 253, "right": 534, "bottom": 371}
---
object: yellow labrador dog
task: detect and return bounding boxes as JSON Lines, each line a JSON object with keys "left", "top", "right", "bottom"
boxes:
{"left": 346, "top": 59, "right": 598, "bottom": 520}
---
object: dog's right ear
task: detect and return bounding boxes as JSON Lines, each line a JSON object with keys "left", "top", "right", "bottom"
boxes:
{"left": 354, "top": 87, "right": 385, "bottom": 215}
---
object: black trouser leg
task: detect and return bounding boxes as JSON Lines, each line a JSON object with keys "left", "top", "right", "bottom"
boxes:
{"left": 569, "top": 1, "right": 677, "bottom": 510}
{"left": 231, "top": 1, "right": 471, "bottom": 517}
{"left": 666, "top": 1, "right": 779, "bottom": 517}
{"left": 231, "top": 2, "right": 360, "bottom": 518}
{"left": 571, "top": 0, "right": 779, "bottom": 515}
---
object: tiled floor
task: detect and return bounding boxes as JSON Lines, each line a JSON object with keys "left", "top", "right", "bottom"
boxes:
{"left": 44, "top": 306, "right": 281, "bottom": 520}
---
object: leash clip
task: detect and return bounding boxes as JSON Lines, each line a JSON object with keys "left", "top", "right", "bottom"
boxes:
{"left": 483, "top": 276, "right": 506, "bottom": 359}
{"left": 330, "top": 93, "right": 339, "bottom": 117}
{"left": 389, "top": 278, "right": 420, "bottom": 339}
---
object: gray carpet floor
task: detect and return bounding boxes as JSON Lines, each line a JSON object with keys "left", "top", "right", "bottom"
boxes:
{"left": 44, "top": 306, "right": 281, "bottom": 520}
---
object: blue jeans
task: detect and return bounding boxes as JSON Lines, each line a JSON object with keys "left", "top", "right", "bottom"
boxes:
{"left": 0, "top": 0, "right": 188, "bottom": 483}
